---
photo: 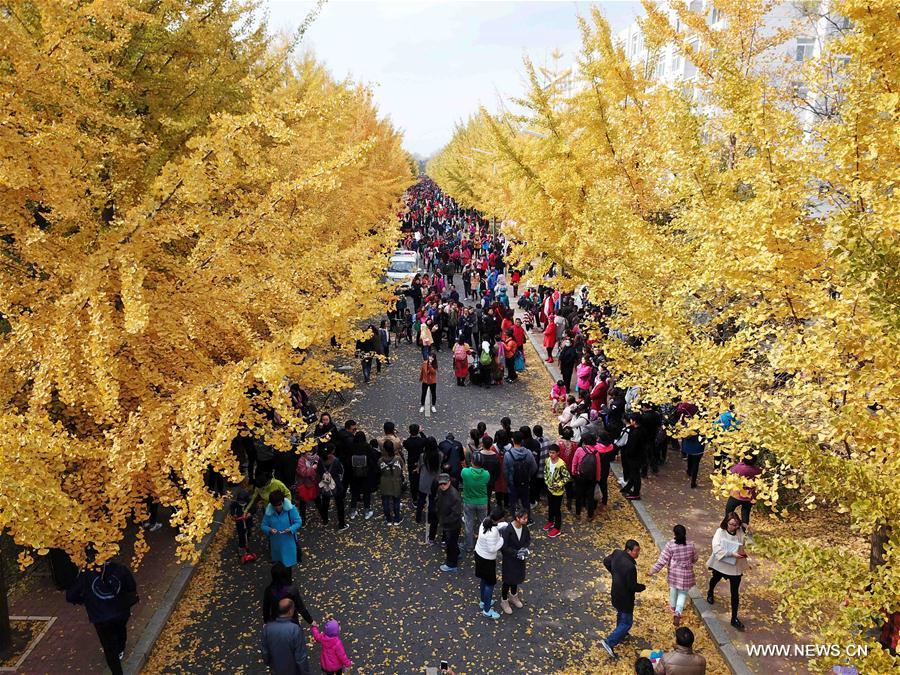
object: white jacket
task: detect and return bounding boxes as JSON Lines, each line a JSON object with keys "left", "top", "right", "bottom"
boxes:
{"left": 707, "top": 527, "right": 748, "bottom": 576}
{"left": 474, "top": 523, "right": 506, "bottom": 560}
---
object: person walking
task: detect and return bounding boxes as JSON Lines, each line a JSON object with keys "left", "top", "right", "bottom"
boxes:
{"left": 316, "top": 444, "right": 347, "bottom": 531}
{"left": 499, "top": 508, "right": 531, "bottom": 614}
{"left": 723, "top": 453, "right": 761, "bottom": 525}
{"left": 420, "top": 320, "right": 434, "bottom": 360}
{"left": 379, "top": 320, "right": 391, "bottom": 365}
{"left": 436, "top": 473, "right": 463, "bottom": 572}
{"left": 543, "top": 444, "right": 571, "bottom": 538}
{"left": 682, "top": 430, "right": 705, "bottom": 489}
{"left": 356, "top": 327, "right": 377, "bottom": 384}
{"left": 706, "top": 512, "right": 749, "bottom": 631}
{"left": 262, "top": 562, "right": 314, "bottom": 625}
{"left": 379, "top": 442, "right": 404, "bottom": 525}
{"left": 616, "top": 414, "right": 644, "bottom": 500}
{"left": 649, "top": 524, "right": 698, "bottom": 626}
{"left": 348, "top": 431, "right": 376, "bottom": 521}
{"left": 503, "top": 430, "right": 537, "bottom": 522}
{"left": 419, "top": 352, "right": 438, "bottom": 413}
{"left": 452, "top": 336, "right": 471, "bottom": 386}
{"left": 66, "top": 561, "right": 138, "bottom": 675}
{"left": 461, "top": 453, "right": 490, "bottom": 553}
{"left": 600, "top": 540, "right": 646, "bottom": 660}
{"left": 311, "top": 618, "right": 352, "bottom": 675}
{"left": 261, "top": 598, "right": 310, "bottom": 675}
{"left": 474, "top": 507, "right": 506, "bottom": 620}
{"left": 261, "top": 492, "right": 302, "bottom": 581}
{"left": 655, "top": 627, "right": 707, "bottom": 674}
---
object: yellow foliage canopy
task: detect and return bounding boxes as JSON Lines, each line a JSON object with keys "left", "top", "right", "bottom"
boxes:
{"left": 430, "top": 1, "right": 898, "bottom": 670}
{"left": 0, "top": 1, "right": 414, "bottom": 567}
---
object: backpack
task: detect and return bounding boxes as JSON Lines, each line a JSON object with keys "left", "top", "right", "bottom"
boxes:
{"left": 578, "top": 448, "right": 598, "bottom": 479}
{"left": 479, "top": 350, "right": 491, "bottom": 366}
{"left": 351, "top": 453, "right": 368, "bottom": 478}
{"left": 511, "top": 454, "right": 531, "bottom": 488}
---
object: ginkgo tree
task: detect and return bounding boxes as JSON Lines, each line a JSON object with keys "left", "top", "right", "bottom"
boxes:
{"left": 0, "top": 0, "right": 412, "bottom": 603}
{"left": 430, "top": 0, "right": 898, "bottom": 670}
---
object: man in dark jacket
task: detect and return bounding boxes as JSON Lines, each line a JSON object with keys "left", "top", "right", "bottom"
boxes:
{"left": 639, "top": 402, "right": 664, "bottom": 475}
{"left": 435, "top": 473, "right": 463, "bottom": 572}
{"left": 615, "top": 413, "right": 645, "bottom": 499}
{"left": 600, "top": 539, "right": 646, "bottom": 659}
{"left": 403, "top": 424, "right": 427, "bottom": 504}
{"left": 333, "top": 419, "right": 356, "bottom": 468}
{"left": 66, "top": 561, "right": 138, "bottom": 675}
{"left": 438, "top": 433, "right": 466, "bottom": 484}
{"left": 261, "top": 598, "right": 310, "bottom": 674}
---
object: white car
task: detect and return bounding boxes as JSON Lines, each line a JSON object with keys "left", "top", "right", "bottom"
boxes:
{"left": 385, "top": 253, "right": 420, "bottom": 289}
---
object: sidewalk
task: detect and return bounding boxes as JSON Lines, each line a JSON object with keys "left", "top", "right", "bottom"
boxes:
{"left": 5, "top": 514, "right": 219, "bottom": 674}
{"left": 522, "top": 323, "right": 803, "bottom": 674}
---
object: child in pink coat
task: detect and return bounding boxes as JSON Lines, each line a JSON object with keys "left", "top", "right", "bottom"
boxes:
{"left": 312, "top": 618, "right": 352, "bottom": 674}
{"left": 550, "top": 379, "right": 568, "bottom": 413}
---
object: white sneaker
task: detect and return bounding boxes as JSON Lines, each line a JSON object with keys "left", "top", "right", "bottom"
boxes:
{"left": 419, "top": 406, "right": 425, "bottom": 413}
{"left": 349, "top": 510, "right": 358, "bottom": 520}
{"left": 147, "top": 522, "right": 162, "bottom": 533}
{"left": 431, "top": 405, "right": 436, "bottom": 413}
{"left": 364, "top": 510, "right": 374, "bottom": 520}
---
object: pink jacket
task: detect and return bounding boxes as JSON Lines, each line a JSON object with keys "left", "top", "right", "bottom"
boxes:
{"left": 650, "top": 540, "right": 698, "bottom": 591}
{"left": 571, "top": 443, "right": 614, "bottom": 481}
{"left": 576, "top": 364, "right": 593, "bottom": 390}
{"left": 550, "top": 383, "right": 567, "bottom": 401}
{"left": 729, "top": 461, "right": 762, "bottom": 501}
{"left": 311, "top": 626, "right": 352, "bottom": 672}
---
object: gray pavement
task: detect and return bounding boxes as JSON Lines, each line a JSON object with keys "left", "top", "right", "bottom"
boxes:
{"left": 148, "top": 315, "right": 627, "bottom": 674}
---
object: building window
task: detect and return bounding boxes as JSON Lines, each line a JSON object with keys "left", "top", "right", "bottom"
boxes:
{"left": 710, "top": 7, "right": 721, "bottom": 24}
{"left": 796, "top": 37, "right": 815, "bottom": 62}
{"left": 631, "top": 33, "right": 639, "bottom": 56}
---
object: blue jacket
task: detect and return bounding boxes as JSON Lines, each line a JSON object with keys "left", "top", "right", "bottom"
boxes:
{"left": 681, "top": 435, "right": 705, "bottom": 455}
{"left": 261, "top": 499, "right": 302, "bottom": 568}
{"left": 261, "top": 617, "right": 308, "bottom": 674}
{"left": 65, "top": 562, "right": 137, "bottom": 624}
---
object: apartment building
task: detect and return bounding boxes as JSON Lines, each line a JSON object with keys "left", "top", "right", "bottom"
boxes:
{"left": 614, "top": 0, "right": 847, "bottom": 111}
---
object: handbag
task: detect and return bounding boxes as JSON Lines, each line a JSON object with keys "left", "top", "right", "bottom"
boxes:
{"left": 514, "top": 351, "right": 525, "bottom": 372}
{"left": 593, "top": 483, "right": 603, "bottom": 502}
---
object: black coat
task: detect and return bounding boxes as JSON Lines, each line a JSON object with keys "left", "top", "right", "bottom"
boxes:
{"left": 603, "top": 549, "right": 645, "bottom": 613}
{"left": 500, "top": 523, "right": 531, "bottom": 586}
{"left": 435, "top": 485, "right": 462, "bottom": 529}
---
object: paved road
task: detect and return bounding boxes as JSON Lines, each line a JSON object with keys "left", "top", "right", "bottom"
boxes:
{"left": 145, "top": 317, "right": 630, "bottom": 674}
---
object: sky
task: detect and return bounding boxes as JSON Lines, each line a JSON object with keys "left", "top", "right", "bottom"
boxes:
{"left": 266, "top": 1, "right": 645, "bottom": 157}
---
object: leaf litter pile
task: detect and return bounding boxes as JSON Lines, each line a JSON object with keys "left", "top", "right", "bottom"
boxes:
{"left": 144, "top": 342, "right": 728, "bottom": 674}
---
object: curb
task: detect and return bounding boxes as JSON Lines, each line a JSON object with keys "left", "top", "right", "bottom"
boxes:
{"left": 123, "top": 509, "right": 225, "bottom": 675}
{"left": 523, "top": 327, "right": 752, "bottom": 675}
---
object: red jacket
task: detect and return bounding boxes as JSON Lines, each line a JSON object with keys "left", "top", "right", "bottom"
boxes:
{"left": 590, "top": 380, "right": 609, "bottom": 411}
{"left": 512, "top": 325, "right": 526, "bottom": 347}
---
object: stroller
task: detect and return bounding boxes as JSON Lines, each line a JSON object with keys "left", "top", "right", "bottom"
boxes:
{"left": 229, "top": 489, "right": 258, "bottom": 565}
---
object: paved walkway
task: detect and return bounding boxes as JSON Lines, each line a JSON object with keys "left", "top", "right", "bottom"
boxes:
{"left": 6, "top": 523, "right": 186, "bottom": 674}
{"left": 523, "top": 313, "right": 804, "bottom": 674}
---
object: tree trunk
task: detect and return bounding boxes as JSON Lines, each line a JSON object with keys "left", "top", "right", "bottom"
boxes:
{"left": 0, "top": 562, "right": 10, "bottom": 657}
{"left": 870, "top": 523, "right": 890, "bottom": 572}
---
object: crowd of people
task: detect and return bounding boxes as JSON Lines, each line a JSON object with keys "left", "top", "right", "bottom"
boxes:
{"left": 56, "top": 175, "right": 898, "bottom": 674}
{"left": 223, "top": 178, "right": 749, "bottom": 673}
